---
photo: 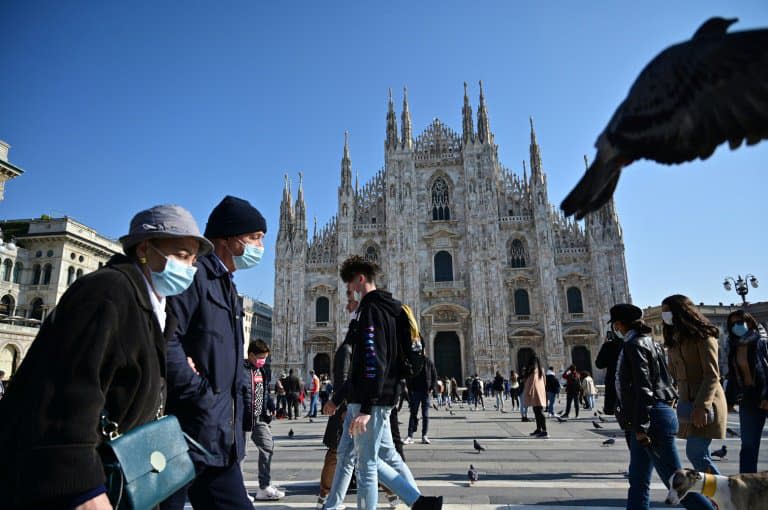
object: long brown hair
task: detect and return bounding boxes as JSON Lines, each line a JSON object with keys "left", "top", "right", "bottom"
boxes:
{"left": 661, "top": 294, "right": 719, "bottom": 347}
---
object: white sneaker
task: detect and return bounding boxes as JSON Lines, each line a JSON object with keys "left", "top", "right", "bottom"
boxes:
{"left": 316, "top": 495, "right": 326, "bottom": 509}
{"left": 402, "top": 436, "right": 414, "bottom": 445}
{"left": 421, "top": 435, "right": 431, "bottom": 444}
{"left": 387, "top": 494, "right": 401, "bottom": 508}
{"left": 255, "top": 485, "right": 284, "bottom": 500}
{"left": 247, "top": 493, "right": 255, "bottom": 503}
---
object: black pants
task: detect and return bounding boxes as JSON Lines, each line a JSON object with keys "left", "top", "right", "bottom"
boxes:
{"left": 407, "top": 390, "right": 430, "bottom": 437}
{"left": 160, "top": 461, "right": 252, "bottom": 510}
{"left": 533, "top": 405, "right": 547, "bottom": 433}
{"left": 286, "top": 392, "right": 300, "bottom": 419}
{"left": 390, "top": 406, "right": 405, "bottom": 461}
{"left": 564, "top": 392, "right": 580, "bottom": 417}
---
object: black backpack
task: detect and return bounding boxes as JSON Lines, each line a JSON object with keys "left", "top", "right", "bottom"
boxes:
{"left": 396, "top": 304, "right": 426, "bottom": 380}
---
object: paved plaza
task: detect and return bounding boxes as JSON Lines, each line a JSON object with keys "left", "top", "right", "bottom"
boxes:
{"left": 235, "top": 399, "right": 765, "bottom": 509}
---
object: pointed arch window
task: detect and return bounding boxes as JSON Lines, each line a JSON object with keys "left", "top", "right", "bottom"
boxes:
{"left": 434, "top": 251, "right": 453, "bottom": 282}
{"left": 364, "top": 245, "right": 379, "bottom": 263}
{"left": 431, "top": 177, "right": 451, "bottom": 221}
{"left": 30, "top": 298, "right": 44, "bottom": 320}
{"left": 67, "top": 266, "right": 76, "bottom": 286}
{"left": 509, "top": 239, "right": 526, "bottom": 268}
{"left": 2, "top": 260, "right": 12, "bottom": 282}
{"left": 315, "top": 296, "right": 330, "bottom": 324}
{"left": 567, "top": 286, "right": 584, "bottom": 314}
{"left": 76, "top": 268, "right": 84, "bottom": 279}
{"left": 514, "top": 289, "right": 530, "bottom": 316}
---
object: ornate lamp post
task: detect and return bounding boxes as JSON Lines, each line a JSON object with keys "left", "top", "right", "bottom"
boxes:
{"left": 723, "top": 274, "right": 759, "bottom": 306}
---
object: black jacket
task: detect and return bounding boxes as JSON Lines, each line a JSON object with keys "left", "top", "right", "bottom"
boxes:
{"left": 284, "top": 374, "right": 301, "bottom": 394}
{"left": 323, "top": 324, "right": 355, "bottom": 449}
{"left": 407, "top": 357, "right": 438, "bottom": 394}
{"left": 618, "top": 330, "right": 678, "bottom": 433}
{"left": 242, "top": 361, "right": 273, "bottom": 430}
{"left": 165, "top": 253, "right": 246, "bottom": 466}
{"left": 595, "top": 335, "right": 623, "bottom": 414}
{"left": 492, "top": 374, "right": 505, "bottom": 392}
{"left": 725, "top": 326, "right": 768, "bottom": 407}
{"left": 0, "top": 255, "right": 172, "bottom": 506}
{"left": 349, "top": 289, "right": 402, "bottom": 414}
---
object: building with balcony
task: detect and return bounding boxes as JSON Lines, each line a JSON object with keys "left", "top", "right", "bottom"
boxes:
{"left": 272, "top": 84, "right": 630, "bottom": 382}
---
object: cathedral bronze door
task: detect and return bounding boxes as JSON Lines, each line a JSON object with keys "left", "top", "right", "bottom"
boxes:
{"left": 313, "top": 353, "right": 331, "bottom": 377}
{"left": 434, "top": 331, "right": 462, "bottom": 381}
{"left": 571, "top": 346, "right": 592, "bottom": 374}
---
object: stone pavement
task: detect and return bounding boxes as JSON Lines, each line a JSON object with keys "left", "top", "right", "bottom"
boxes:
{"left": 236, "top": 400, "right": 763, "bottom": 509}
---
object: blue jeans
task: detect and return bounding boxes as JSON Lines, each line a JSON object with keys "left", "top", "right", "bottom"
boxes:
{"left": 546, "top": 392, "right": 557, "bottom": 415}
{"left": 685, "top": 435, "right": 720, "bottom": 474}
{"left": 309, "top": 393, "right": 319, "bottom": 417}
{"left": 626, "top": 402, "right": 714, "bottom": 510}
{"left": 739, "top": 403, "right": 768, "bottom": 473}
{"left": 349, "top": 404, "right": 421, "bottom": 510}
{"left": 586, "top": 394, "right": 596, "bottom": 410}
{"left": 495, "top": 392, "right": 504, "bottom": 411}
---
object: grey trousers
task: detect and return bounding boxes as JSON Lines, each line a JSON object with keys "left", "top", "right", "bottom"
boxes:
{"left": 250, "top": 421, "right": 274, "bottom": 489}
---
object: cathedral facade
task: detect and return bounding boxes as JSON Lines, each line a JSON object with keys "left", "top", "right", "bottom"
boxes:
{"left": 272, "top": 84, "right": 630, "bottom": 383}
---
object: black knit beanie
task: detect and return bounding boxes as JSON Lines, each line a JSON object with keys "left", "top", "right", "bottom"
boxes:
{"left": 204, "top": 195, "right": 267, "bottom": 239}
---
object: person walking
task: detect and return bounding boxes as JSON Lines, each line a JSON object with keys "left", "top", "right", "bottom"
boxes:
{"left": 471, "top": 375, "right": 485, "bottom": 411}
{"left": 284, "top": 369, "right": 301, "bottom": 420}
{"left": 581, "top": 371, "right": 598, "bottom": 411}
{"left": 275, "top": 374, "right": 287, "bottom": 418}
{"left": 492, "top": 371, "right": 505, "bottom": 412}
{"left": 524, "top": 355, "right": 548, "bottom": 438}
{"left": 404, "top": 355, "right": 438, "bottom": 445}
{"left": 545, "top": 367, "right": 561, "bottom": 417}
{"left": 509, "top": 370, "right": 520, "bottom": 411}
{"left": 724, "top": 309, "right": 768, "bottom": 473}
{"left": 595, "top": 330, "right": 623, "bottom": 416}
{"left": 661, "top": 294, "right": 727, "bottom": 475}
{"left": 308, "top": 370, "right": 321, "bottom": 418}
{"left": 561, "top": 364, "right": 581, "bottom": 418}
{"left": 340, "top": 255, "right": 442, "bottom": 510}
{"left": 162, "top": 195, "right": 273, "bottom": 510}
{"left": 0, "top": 204, "right": 211, "bottom": 509}
{"left": 243, "top": 340, "right": 284, "bottom": 501}
{"left": 612, "top": 303, "right": 714, "bottom": 510}
{"left": 519, "top": 367, "right": 531, "bottom": 421}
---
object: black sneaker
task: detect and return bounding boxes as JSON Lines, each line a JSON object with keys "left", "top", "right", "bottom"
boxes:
{"left": 529, "top": 429, "right": 541, "bottom": 436}
{"left": 536, "top": 431, "right": 548, "bottom": 438}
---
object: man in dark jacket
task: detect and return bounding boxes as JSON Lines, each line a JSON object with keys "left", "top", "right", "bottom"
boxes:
{"left": 284, "top": 368, "right": 301, "bottom": 420}
{"left": 404, "top": 356, "right": 438, "bottom": 444}
{"left": 595, "top": 331, "right": 623, "bottom": 415}
{"left": 341, "top": 256, "right": 442, "bottom": 510}
{"left": 162, "top": 195, "right": 268, "bottom": 510}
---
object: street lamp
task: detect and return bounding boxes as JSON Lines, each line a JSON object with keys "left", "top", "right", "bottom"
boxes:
{"left": 723, "top": 274, "right": 759, "bottom": 305}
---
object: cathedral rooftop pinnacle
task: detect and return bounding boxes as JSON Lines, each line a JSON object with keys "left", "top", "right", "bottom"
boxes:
{"left": 477, "top": 80, "right": 492, "bottom": 144}
{"left": 462, "top": 81, "right": 475, "bottom": 144}
{"left": 401, "top": 86, "right": 412, "bottom": 149}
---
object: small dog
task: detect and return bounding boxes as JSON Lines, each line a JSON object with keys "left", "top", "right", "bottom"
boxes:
{"left": 667, "top": 468, "right": 768, "bottom": 510}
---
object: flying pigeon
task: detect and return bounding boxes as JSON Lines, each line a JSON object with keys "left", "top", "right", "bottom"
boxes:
{"left": 561, "top": 17, "right": 768, "bottom": 219}
{"left": 592, "top": 420, "right": 603, "bottom": 429}
{"left": 473, "top": 439, "right": 486, "bottom": 453}
{"left": 711, "top": 445, "right": 727, "bottom": 459}
{"left": 556, "top": 416, "right": 568, "bottom": 423}
{"left": 288, "top": 428, "right": 294, "bottom": 439}
{"left": 602, "top": 438, "right": 616, "bottom": 446}
{"left": 468, "top": 464, "right": 479, "bottom": 485}
{"left": 726, "top": 427, "right": 740, "bottom": 438}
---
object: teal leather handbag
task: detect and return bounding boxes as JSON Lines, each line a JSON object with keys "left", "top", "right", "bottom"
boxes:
{"left": 99, "top": 413, "right": 196, "bottom": 510}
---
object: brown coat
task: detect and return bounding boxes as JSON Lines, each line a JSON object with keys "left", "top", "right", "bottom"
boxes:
{"left": 667, "top": 335, "right": 727, "bottom": 439}
{"left": 524, "top": 366, "right": 547, "bottom": 407}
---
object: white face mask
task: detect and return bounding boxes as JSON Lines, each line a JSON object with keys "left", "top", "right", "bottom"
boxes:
{"left": 661, "top": 311, "right": 674, "bottom": 326}
{"left": 353, "top": 290, "right": 362, "bottom": 302}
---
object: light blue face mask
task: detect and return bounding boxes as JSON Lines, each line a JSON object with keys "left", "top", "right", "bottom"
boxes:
{"left": 233, "top": 241, "right": 264, "bottom": 270}
{"left": 149, "top": 246, "right": 197, "bottom": 297}
{"left": 731, "top": 322, "right": 749, "bottom": 337}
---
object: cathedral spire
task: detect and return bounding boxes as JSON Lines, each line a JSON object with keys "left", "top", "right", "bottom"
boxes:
{"left": 279, "top": 173, "right": 294, "bottom": 232}
{"left": 385, "top": 88, "right": 399, "bottom": 150}
{"left": 401, "top": 86, "right": 412, "bottom": 149}
{"left": 340, "top": 131, "right": 352, "bottom": 190}
{"left": 477, "top": 80, "right": 492, "bottom": 144}
{"left": 529, "top": 116, "right": 544, "bottom": 184}
{"left": 295, "top": 172, "right": 306, "bottom": 231}
{"left": 462, "top": 81, "right": 475, "bottom": 144}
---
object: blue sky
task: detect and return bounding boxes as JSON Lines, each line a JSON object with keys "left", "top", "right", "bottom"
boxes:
{"left": 1, "top": 1, "right": 766, "bottom": 308}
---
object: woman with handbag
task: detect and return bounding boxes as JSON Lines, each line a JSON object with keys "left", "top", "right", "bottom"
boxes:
{"left": 661, "top": 294, "right": 727, "bottom": 475}
{"left": 724, "top": 309, "right": 768, "bottom": 473}
{"left": 612, "top": 303, "right": 714, "bottom": 510}
{"left": 0, "top": 205, "right": 211, "bottom": 510}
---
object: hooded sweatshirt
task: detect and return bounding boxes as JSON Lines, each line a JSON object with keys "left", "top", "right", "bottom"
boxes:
{"left": 349, "top": 289, "right": 402, "bottom": 414}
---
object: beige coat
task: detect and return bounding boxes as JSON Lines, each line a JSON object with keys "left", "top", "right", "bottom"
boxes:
{"left": 524, "top": 367, "right": 547, "bottom": 407}
{"left": 667, "top": 335, "right": 727, "bottom": 439}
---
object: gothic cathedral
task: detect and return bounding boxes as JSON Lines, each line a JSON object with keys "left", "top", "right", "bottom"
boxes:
{"left": 272, "top": 83, "right": 630, "bottom": 383}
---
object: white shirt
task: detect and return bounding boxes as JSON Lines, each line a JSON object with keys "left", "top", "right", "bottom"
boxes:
{"left": 140, "top": 268, "right": 167, "bottom": 333}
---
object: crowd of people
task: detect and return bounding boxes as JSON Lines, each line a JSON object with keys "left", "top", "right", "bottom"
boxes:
{"left": 0, "top": 199, "right": 766, "bottom": 510}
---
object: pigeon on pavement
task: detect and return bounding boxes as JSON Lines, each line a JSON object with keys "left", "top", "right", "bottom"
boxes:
{"left": 726, "top": 427, "right": 740, "bottom": 438}
{"left": 288, "top": 428, "right": 294, "bottom": 439}
{"left": 561, "top": 17, "right": 768, "bottom": 219}
{"left": 711, "top": 445, "right": 727, "bottom": 459}
{"left": 602, "top": 438, "right": 616, "bottom": 446}
{"left": 592, "top": 421, "right": 603, "bottom": 429}
{"left": 473, "top": 439, "right": 486, "bottom": 453}
{"left": 468, "top": 465, "right": 479, "bottom": 485}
